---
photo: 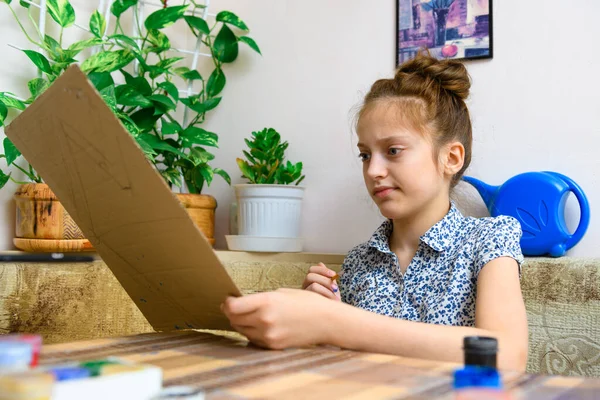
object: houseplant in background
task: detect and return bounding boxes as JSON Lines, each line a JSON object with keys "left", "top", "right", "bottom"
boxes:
{"left": 227, "top": 127, "right": 306, "bottom": 252}
{"left": 0, "top": 0, "right": 260, "bottom": 249}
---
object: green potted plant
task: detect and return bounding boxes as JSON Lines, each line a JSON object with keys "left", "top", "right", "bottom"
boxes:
{"left": 227, "top": 128, "right": 305, "bottom": 252}
{"left": 1, "top": 0, "right": 260, "bottom": 249}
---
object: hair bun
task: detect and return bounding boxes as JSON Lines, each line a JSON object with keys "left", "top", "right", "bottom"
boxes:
{"left": 395, "top": 52, "right": 471, "bottom": 101}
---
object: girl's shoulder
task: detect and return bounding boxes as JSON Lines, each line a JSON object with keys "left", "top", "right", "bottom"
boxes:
{"left": 463, "top": 214, "right": 523, "bottom": 241}
{"left": 464, "top": 215, "right": 524, "bottom": 273}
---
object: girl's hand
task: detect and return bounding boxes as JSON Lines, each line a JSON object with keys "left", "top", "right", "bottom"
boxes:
{"left": 222, "top": 289, "right": 338, "bottom": 349}
{"left": 302, "top": 263, "right": 341, "bottom": 301}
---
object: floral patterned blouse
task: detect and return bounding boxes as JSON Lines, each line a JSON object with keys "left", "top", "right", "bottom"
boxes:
{"left": 340, "top": 203, "right": 524, "bottom": 326}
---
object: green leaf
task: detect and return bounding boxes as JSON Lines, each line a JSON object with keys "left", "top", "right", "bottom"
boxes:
{"left": 214, "top": 168, "right": 231, "bottom": 185}
{"left": 216, "top": 11, "right": 249, "bottom": 31}
{"left": 118, "top": 112, "right": 142, "bottom": 137}
{"left": 47, "top": 0, "right": 76, "bottom": 28}
{"left": 158, "top": 81, "right": 179, "bottom": 101}
{"left": 22, "top": 50, "right": 53, "bottom": 75}
{"left": 206, "top": 68, "right": 226, "bottom": 97}
{"left": 0, "top": 93, "right": 26, "bottom": 110}
{"left": 89, "top": 10, "right": 106, "bottom": 38}
{"left": 181, "top": 96, "right": 222, "bottom": 114}
{"left": 184, "top": 15, "right": 209, "bottom": 35}
{"left": 68, "top": 37, "right": 104, "bottom": 53}
{"left": 27, "top": 78, "right": 50, "bottom": 100}
{"left": 190, "top": 167, "right": 204, "bottom": 192}
{"left": 140, "top": 133, "right": 185, "bottom": 157}
{"left": 134, "top": 135, "right": 156, "bottom": 161}
{"left": 161, "top": 120, "right": 181, "bottom": 135}
{"left": 236, "top": 158, "right": 255, "bottom": 183}
{"left": 181, "top": 126, "right": 218, "bottom": 148}
{"left": 99, "top": 85, "right": 117, "bottom": 111}
{"left": 213, "top": 24, "right": 239, "bottom": 63}
{"left": 19, "top": 1, "right": 30, "bottom": 8}
{"left": 121, "top": 70, "right": 152, "bottom": 96}
{"left": 175, "top": 68, "right": 202, "bottom": 81}
{"left": 87, "top": 71, "right": 114, "bottom": 91}
{"left": 115, "top": 85, "right": 153, "bottom": 108}
{"left": 144, "top": 5, "right": 188, "bottom": 30}
{"left": 0, "top": 101, "right": 7, "bottom": 127}
{"left": 43, "top": 35, "right": 63, "bottom": 61}
{"left": 146, "top": 29, "right": 170, "bottom": 53}
{"left": 81, "top": 50, "right": 135, "bottom": 73}
{"left": 161, "top": 168, "right": 182, "bottom": 187}
{"left": 149, "top": 94, "right": 176, "bottom": 111}
{"left": 3, "top": 137, "right": 20, "bottom": 165}
{"left": 238, "top": 36, "right": 261, "bottom": 55}
{"left": 0, "top": 168, "right": 10, "bottom": 189}
{"left": 190, "top": 147, "right": 214, "bottom": 164}
{"left": 156, "top": 57, "right": 183, "bottom": 71}
{"left": 130, "top": 108, "right": 161, "bottom": 132}
{"left": 198, "top": 165, "right": 213, "bottom": 186}
{"left": 111, "top": 0, "right": 137, "bottom": 18}
{"left": 109, "top": 34, "right": 139, "bottom": 51}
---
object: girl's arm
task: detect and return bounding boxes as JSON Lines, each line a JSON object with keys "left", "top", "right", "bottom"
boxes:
{"left": 329, "top": 257, "right": 528, "bottom": 370}
{"left": 223, "top": 257, "right": 528, "bottom": 371}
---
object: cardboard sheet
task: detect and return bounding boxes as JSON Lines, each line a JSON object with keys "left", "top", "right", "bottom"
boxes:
{"left": 5, "top": 65, "right": 242, "bottom": 331}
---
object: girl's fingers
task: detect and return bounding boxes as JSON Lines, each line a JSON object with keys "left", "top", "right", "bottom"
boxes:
{"left": 305, "top": 282, "right": 338, "bottom": 300}
{"left": 308, "top": 263, "right": 337, "bottom": 278}
{"left": 230, "top": 324, "right": 267, "bottom": 347}
{"left": 223, "top": 293, "right": 268, "bottom": 315}
{"left": 304, "top": 272, "right": 336, "bottom": 290}
{"left": 332, "top": 280, "right": 341, "bottom": 301}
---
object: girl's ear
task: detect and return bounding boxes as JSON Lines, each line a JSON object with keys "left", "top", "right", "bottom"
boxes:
{"left": 442, "top": 141, "right": 465, "bottom": 177}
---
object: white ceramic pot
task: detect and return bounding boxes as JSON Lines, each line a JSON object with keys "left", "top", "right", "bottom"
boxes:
{"left": 234, "top": 184, "right": 305, "bottom": 238}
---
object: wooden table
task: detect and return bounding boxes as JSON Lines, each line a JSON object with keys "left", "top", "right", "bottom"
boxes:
{"left": 39, "top": 331, "right": 600, "bottom": 399}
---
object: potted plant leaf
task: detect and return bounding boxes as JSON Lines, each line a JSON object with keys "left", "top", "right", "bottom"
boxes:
{"left": 227, "top": 128, "right": 305, "bottom": 253}
{"left": 1, "top": 0, "right": 260, "bottom": 249}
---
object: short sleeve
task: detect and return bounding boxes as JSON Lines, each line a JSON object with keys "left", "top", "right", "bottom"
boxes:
{"left": 475, "top": 216, "right": 524, "bottom": 276}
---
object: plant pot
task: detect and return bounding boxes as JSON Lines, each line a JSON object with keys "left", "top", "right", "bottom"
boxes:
{"left": 233, "top": 184, "right": 305, "bottom": 238}
{"left": 176, "top": 194, "right": 217, "bottom": 246}
{"left": 13, "top": 183, "right": 94, "bottom": 252}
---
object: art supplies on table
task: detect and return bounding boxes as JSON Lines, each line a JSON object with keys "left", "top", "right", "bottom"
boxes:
{"left": 0, "top": 334, "right": 210, "bottom": 400}
{"left": 453, "top": 336, "right": 512, "bottom": 399}
{"left": 0, "top": 357, "right": 162, "bottom": 400}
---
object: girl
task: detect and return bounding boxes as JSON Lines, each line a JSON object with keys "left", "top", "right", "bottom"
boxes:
{"left": 222, "top": 52, "right": 528, "bottom": 371}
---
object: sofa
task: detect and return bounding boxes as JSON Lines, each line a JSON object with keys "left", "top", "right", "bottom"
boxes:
{"left": 1, "top": 251, "right": 599, "bottom": 377}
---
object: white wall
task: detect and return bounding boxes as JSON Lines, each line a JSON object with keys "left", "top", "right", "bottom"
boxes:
{"left": 1, "top": 0, "right": 598, "bottom": 257}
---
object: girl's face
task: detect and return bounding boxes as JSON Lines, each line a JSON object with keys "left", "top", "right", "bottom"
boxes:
{"left": 356, "top": 102, "right": 450, "bottom": 221}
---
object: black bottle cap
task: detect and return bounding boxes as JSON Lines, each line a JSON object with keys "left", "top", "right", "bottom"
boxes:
{"left": 463, "top": 336, "right": 498, "bottom": 368}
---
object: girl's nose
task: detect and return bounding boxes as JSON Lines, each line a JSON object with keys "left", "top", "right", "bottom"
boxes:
{"left": 366, "top": 154, "right": 387, "bottom": 180}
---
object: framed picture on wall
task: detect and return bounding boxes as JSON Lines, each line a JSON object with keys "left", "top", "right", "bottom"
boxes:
{"left": 396, "top": 0, "right": 493, "bottom": 64}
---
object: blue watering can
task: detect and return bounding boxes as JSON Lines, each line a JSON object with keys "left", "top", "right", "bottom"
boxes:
{"left": 463, "top": 172, "right": 590, "bottom": 257}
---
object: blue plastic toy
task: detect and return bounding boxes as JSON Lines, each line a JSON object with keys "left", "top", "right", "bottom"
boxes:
{"left": 463, "top": 172, "right": 590, "bottom": 257}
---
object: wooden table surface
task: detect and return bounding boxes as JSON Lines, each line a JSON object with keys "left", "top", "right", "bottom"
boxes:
{"left": 39, "top": 331, "right": 600, "bottom": 399}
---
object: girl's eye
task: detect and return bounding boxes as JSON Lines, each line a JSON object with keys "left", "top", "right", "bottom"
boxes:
{"left": 358, "top": 152, "right": 370, "bottom": 162}
{"left": 388, "top": 148, "right": 402, "bottom": 156}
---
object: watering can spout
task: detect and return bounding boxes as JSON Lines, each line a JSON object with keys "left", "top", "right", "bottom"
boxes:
{"left": 462, "top": 176, "right": 500, "bottom": 210}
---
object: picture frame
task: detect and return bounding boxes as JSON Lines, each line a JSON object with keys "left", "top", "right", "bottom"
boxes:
{"left": 396, "top": 0, "right": 493, "bottom": 65}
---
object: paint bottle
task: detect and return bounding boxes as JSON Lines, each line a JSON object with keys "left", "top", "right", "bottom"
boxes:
{"left": 453, "top": 336, "right": 513, "bottom": 400}
{"left": 0, "top": 334, "right": 43, "bottom": 367}
{"left": 0, "top": 342, "right": 32, "bottom": 373}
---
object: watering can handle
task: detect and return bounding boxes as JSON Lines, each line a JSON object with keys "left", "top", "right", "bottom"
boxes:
{"left": 545, "top": 172, "right": 590, "bottom": 249}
